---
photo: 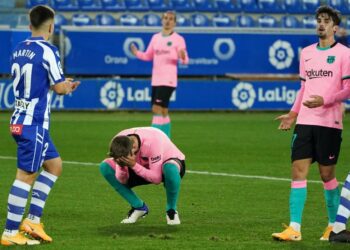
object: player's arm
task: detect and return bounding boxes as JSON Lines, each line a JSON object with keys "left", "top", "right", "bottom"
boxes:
{"left": 178, "top": 36, "right": 189, "bottom": 64}
{"left": 51, "top": 78, "right": 80, "bottom": 95}
{"left": 130, "top": 36, "right": 155, "bottom": 61}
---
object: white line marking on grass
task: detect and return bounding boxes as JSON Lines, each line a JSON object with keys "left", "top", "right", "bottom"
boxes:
{"left": 0, "top": 155, "right": 327, "bottom": 184}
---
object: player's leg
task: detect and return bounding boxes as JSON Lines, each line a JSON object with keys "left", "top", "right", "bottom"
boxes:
{"left": 99, "top": 160, "right": 148, "bottom": 224}
{"left": 162, "top": 159, "right": 185, "bottom": 225}
{"left": 1, "top": 126, "right": 42, "bottom": 246}
{"left": 272, "top": 125, "right": 313, "bottom": 241}
{"left": 316, "top": 126, "right": 342, "bottom": 240}
{"left": 330, "top": 173, "right": 350, "bottom": 243}
{"left": 21, "top": 130, "right": 61, "bottom": 242}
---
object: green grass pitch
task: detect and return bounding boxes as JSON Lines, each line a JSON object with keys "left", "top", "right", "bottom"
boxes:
{"left": 0, "top": 111, "right": 350, "bottom": 249}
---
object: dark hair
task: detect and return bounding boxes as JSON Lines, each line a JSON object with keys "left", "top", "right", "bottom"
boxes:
{"left": 29, "top": 5, "right": 55, "bottom": 29}
{"left": 108, "top": 136, "right": 132, "bottom": 160}
{"left": 316, "top": 5, "right": 341, "bottom": 26}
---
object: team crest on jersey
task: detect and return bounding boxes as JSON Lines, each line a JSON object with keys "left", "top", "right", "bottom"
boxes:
{"left": 167, "top": 41, "right": 172, "bottom": 46}
{"left": 327, "top": 56, "right": 335, "bottom": 64}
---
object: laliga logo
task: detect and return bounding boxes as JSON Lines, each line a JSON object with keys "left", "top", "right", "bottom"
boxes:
{"left": 269, "top": 40, "right": 294, "bottom": 70}
{"left": 213, "top": 38, "right": 235, "bottom": 60}
{"left": 100, "top": 81, "right": 125, "bottom": 109}
{"left": 232, "top": 82, "right": 256, "bottom": 110}
{"left": 123, "top": 38, "right": 145, "bottom": 59}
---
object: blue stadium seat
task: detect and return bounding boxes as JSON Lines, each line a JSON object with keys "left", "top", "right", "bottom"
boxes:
{"left": 26, "top": 0, "right": 50, "bottom": 8}
{"left": 143, "top": 13, "right": 161, "bottom": 26}
{"left": 96, "top": 13, "right": 116, "bottom": 25}
{"left": 213, "top": 0, "right": 238, "bottom": 12}
{"left": 77, "top": 0, "right": 103, "bottom": 10}
{"left": 280, "top": 0, "right": 302, "bottom": 14}
{"left": 176, "top": 14, "right": 192, "bottom": 26}
{"left": 147, "top": 0, "right": 170, "bottom": 10}
{"left": 17, "top": 14, "right": 30, "bottom": 26}
{"left": 170, "top": 0, "right": 195, "bottom": 11}
{"left": 52, "top": 0, "right": 79, "bottom": 11}
{"left": 124, "top": 0, "right": 149, "bottom": 10}
{"left": 72, "top": 13, "right": 93, "bottom": 26}
{"left": 54, "top": 13, "right": 68, "bottom": 33}
{"left": 302, "top": 15, "right": 316, "bottom": 28}
{"left": 120, "top": 13, "right": 141, "bottom": 25}
{"left": 300, "top": 0, "right": 319, "bottom": 14}
{"left": 193, "top": 0, "right": 217, "bottom": 11}
{"left": 238, "top": 0, "right": 258, "bottom": 13}
{"left": 191, "top": 13, "right": 210, "bottom": 27}
{"left": 258, "top": 15, "right": 277, "bottom": 27}
{"left": 236, "top": 14, "right": 255, "bottom": 27}
{"left": 213, "top": 13, "right": 233, "bottom": 27}
{"left": 280, "top": 15, "right": 300, "bottom": 28}
{"left": 326, "top": 0, "right": 348, "bottom": 14}
{"left": 345, "top": 17, "right": 350, "bottom": 30}
{"left": 101, "top": 0, "right": 126, "bottom": 10}
{"left": 257, "top": 0, "right": 281, "bottom": 13}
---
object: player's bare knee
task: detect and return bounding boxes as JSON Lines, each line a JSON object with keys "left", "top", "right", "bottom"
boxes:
{"left": 43, "top": 157, "right": 63, "bottom": 177}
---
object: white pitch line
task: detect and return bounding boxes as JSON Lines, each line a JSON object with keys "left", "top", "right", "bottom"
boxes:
{"left": 0, "top": 155, "right": 329, "bottom": 184}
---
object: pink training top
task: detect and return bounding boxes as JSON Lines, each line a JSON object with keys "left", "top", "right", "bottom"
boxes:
{"left": 107, "top": 127, "right": 185, "bottom": 184}
{"left": 135, "top": 32, "right": 189, "bottom": 88}
{"left": 291, "top": 42, "right": 350, "bottom": 129}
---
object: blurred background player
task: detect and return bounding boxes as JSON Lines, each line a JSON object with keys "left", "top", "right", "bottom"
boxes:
{"left": 1, "top": 5, "right": 80, "bottom": 246}
{"left": 272, "top": 5, "right": 350, "bottom": 241}
{"left": 99, "top": 127, "right": 185, "bottom": 225}
{"left": 130, "top": 11, "right": 189, "bottom": 138}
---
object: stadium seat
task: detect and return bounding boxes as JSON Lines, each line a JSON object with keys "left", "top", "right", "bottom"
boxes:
{"left": 236, "top": 14, "right": 255, "bottom": 27}
{"left": 170, "top": 0, "right": 195, "bottom": 11}
{"left": 124, "top": 0, "right": 149, "bottom": 10}
{"left": 72, "top": 13, "right": 93, "bottom": 26}
{"left": 213, "top": 13, "right": 233, "bottom": 27}
{"left": 300, "top": 0, "right": 319, "bottom": 14}
{"left": 176, "top": 14, "right": 192, "bottom": 26}
{"left": 17, "top": 14, "right": 30, "bottom": 27}
{"left": 345, "top": 17, "right": 350, "bottom": 30}
{"left": 191, "top": 13, "right": 210, "bottom": 27}
{"left": 193, "top": 0, "right": 217, "bottom": 11}
{"left": 143, "top": 13, "right": 161, "bottom": 26}
{"left": 77, "top": 0, "right": 103, "bottom": 10}
{"left": 302, "top": 15, "right": 317, "bottom": 29}
{"left": 213, "top": 0, "right": 238, "bottom": 12}
{"left": 101, "top": 0, "right": 126, "bottom": 10}
{"left": 96, "top": 13, "right": 116, "bottom": 25}
{"left": 52, "top": 0, "right": 79, "bottom": 11}
{"left": 258, "top": 15, "right": 277, "bottom": 27}
{"left": 120, "top": 13, "right": 141, "bottom": 25}
{"left": 54, "top": 13, "right": 68, "bottom": 33}
{"left": 238, "top": 0, "right": 258, "bottom": 13}
{"left": 280, "top": 0, "right": 302, "bottom": 14}
{"left": 326, "top": 0, "right": 348, "bottom": 14}
{"left": 257, "top": 0, "right": 281, "bottom": 13}
{"left": 280, "top": 15, "right": 300, "bottom": 28}
{"left": 26, "top": 0, "right": 50, "bottom": 8}
{"left": 147, "top": 0, "right": 170, "bottom": 10}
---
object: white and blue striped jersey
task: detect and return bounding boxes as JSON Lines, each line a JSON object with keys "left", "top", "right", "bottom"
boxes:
{"left": 10, "top": 36, "right": 65, "bottom": 130}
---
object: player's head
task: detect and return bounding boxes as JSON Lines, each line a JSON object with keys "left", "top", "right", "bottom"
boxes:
{"left": 162, "top": 11, "right": 176, "bottom": 31}
{"left": 315, "top": 5, "right": 341, "bottom": 39}
{"left": 109, "top": 136, "right": 133, "bottom": 160}
{"left": 29, "top": 5, "right": 55, "bottom": 37}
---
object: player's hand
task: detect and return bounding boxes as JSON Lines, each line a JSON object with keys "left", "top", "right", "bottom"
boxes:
{"left": 303, "top": 95, "right": 324, "bottom": 108}
{"left": 130, "top": 43, "right": 138, "bottom": 56}
{"left": 275, "top": 112, "right": 297, "bottom": 131}
{"left": 65, "top": 78, "right": 80, "bottom": 93}
{"left": 178, "top": 49, "right": 186, "bottom": 61}
{"left": 118, "top": 154, "right": 136, "bottom": 168}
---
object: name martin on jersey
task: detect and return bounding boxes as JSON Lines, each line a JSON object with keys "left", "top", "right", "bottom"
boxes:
{"left": 13, "top": 49, "right": 36, "bottom": 60}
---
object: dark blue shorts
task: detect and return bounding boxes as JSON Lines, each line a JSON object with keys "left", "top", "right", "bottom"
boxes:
{"left": 12, "top": 125, "right": 59, "bottom": 173}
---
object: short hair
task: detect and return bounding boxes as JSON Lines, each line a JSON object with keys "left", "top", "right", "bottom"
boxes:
{"left": 315, "top": 5, "right": 341, "bottom": 26}
{"left": 108, "top": 136, "right": 133, "bottom": 160}
{"left": 163, "top": 11, "right": 176, "bottom": 22}
{"left": 29, "top": 5, "right": 55, "bottom": 30}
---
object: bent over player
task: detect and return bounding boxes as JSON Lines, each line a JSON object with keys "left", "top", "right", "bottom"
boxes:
{"left": 1, "top": 5, "right": 80, "bottom": 246}
{"left": 100, "top": 127, "right": 185, "bottom": 225}
{"left": 273, "top": 5, "right": 350, "bottom": 241}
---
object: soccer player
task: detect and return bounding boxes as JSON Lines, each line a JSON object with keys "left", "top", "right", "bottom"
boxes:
{"left": 99, "top": 127, "right": 186, "bottom": 225}
{"left": 272, "top": 5, "right": 350, "bottom": 241}
{"left": 1, "top": 5, "right": 80, "bottom": 246}
{"left": 130, "top": 11, "right": 189, "bottom": 138}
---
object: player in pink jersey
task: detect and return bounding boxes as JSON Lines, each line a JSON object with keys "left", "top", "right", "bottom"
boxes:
{"left": 130, "top": 11, "right": 189, "bottom": 138}
{"left": 99, "top": 127, "right": 186, "bottom": 225}
{"left": 272, "top": 6, "right": 350, "bottom": 242}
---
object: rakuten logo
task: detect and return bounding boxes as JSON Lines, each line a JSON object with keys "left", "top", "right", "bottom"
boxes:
{"left": 305, "top": 69, "right": 333, "bottom": 79}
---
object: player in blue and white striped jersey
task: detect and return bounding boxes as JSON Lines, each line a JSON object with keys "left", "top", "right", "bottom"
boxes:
{"left": 1, "top": 5, "right": 80, "bottom": 246}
